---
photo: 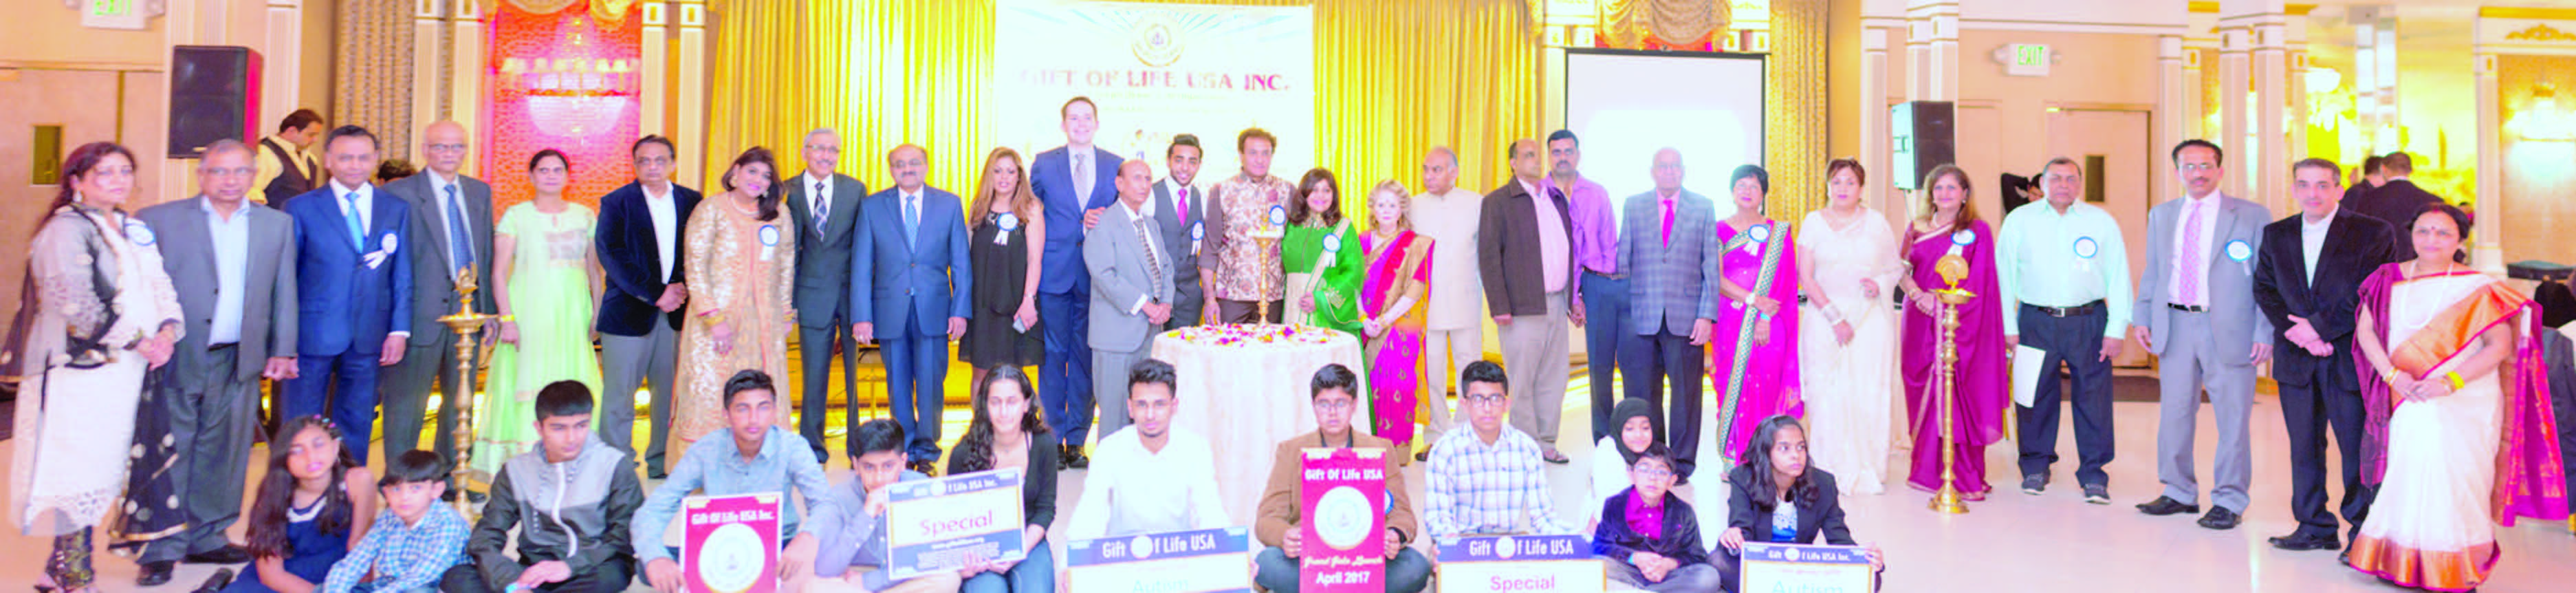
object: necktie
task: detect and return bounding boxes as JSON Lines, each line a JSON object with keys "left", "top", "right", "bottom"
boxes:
{"left": 1073, "top": 153, "right": 1092, "bottom": 204}
{"left": 2178, "top": 199, "right": 2205, "bottom": 307}
{"left": 1137, "top": 215, "right": 1165, "bottom": 296}
{"left": 904, "top": 194, "right": 920, "bottom": 248}
{"left": 1661, "top": 196, "right": 1677, "bottom": 248}
{"left": 814, "top": 180, "right": 829, "bottom": 235}
{"left": 342, "top": 190, "right": 367, "bottom": 251}
{"left": 1176, "top": 187, "right": 1190, "bottom": 223}
{"left": 444, "top": 184, "right": 474, "bottom": 273}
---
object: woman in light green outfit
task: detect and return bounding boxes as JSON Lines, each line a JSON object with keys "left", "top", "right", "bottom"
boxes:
{"left": 1282, "top": 167, "right": 1362, "bottom": 335}
{"left": 472, "top": 149, "right": 604, "bottom": 476}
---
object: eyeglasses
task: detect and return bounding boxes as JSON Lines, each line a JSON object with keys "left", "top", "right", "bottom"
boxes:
{"left": 1463, "top": 393, "right": 1507, "bottom": 407}
{"left": 424, "top": 143, "right": 467, "bottom": 153}
{"left": 2179, "top": 163, "right": 2220, "bottom": 172}
{"left": 1313, "top": 399, "right": 1354, "bottom": 413}
{"left": 1632, "top": 465, "right": 1674, "bottom": 479}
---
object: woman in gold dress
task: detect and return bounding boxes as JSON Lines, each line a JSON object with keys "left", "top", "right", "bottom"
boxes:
{"left": 668, "top": 147, "right": 797, "bottom": 464}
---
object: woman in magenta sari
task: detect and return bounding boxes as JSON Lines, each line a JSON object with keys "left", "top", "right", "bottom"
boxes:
{"left": 1707, "top": 164, "right": 1802, "bottom": 468}
{"left": 1358, "top": 181, "right": 1432, "bottom": 453}
{"left": 1895, "top": 165, "right": 2008, "bottom": 502}
{"left": 2345, "top": 204, "right": 2567, "bottom": 592}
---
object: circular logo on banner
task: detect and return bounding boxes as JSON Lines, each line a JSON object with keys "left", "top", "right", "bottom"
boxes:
{"left": 997, "top": 213, "right": 1020, "bottom": 231}
{"left": 1323, "top": 233, "right": 1344, "bottom": 253}
{"left": 2226, "top": 239, "right": 2253, "bottom": 262}
{"left": 124, "top": 221, "right": 155, "bottom": 246}
{"left": 380, "top": 233, "right": 399, "bottom": 255}
{"left": 1128, "top": 535, "right": 1157, "bottom": 561}
{"left": 1313, "top": 486, "right": 1375, "bottom": 550}
{"left": 695, "top": 522, "right": 766, "bottom": 592}
{"left": 1494, "top": 536, "right": 1518, "bottom": 560}
{"left": 1129, "top": 13, "right": 1186, "bottom": 68}
{"left": 758, "top": 224, "right": 781, "bottom": 247}
{"left": 1191, "top": 221, "right": 1205, "bottom": 241}
{"left": 2074, "top": 237, "right": 2099, "bottom": 259}
{"left": 1952, "top": 229, "right": 1976, "bottom": 246}
{"left": 1747, "top": 223, "right": 1772, "bottom": 244}
{"left": 1267, "top": 205, "right": 1289, "bottom": 227}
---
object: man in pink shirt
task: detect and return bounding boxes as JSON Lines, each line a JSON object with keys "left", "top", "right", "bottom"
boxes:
{"left": 1477, "top": 138, "right": 1578, "bottom": 464}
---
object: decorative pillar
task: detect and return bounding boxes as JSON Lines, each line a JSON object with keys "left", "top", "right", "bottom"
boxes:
{"left": 1905, "top": 0, "right": 1957, "bottom": 102}
{"left": 2471, "top": 50, "right": 2502, "bottom": 271}
{"left": 641, "top": 0, "right": 667, "bottom": 138}
{"left": 2250, "top": 10, "right": 2290, "bottom": 212}
{"left": 262, "top": 0, "right": 307, "bottom": 138}
{"left": 448, "top": 0, "right": 487, "bottom": 177}
{"left": 2156, "top": 34, "right": 2191, "bottom": 204}
{"left": 411, "top": 1, "right": 444, "bottom": 156}
{"left": 2217, "top": 12, "right": 2251, "bottom": 200}
{"left": 675, "top": 0, "right": 707, "bottom": 187}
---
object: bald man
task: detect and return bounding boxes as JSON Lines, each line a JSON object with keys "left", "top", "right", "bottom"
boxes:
{"left": 380, "top": 120, "right": 496, "bottom": 496}
{"left": 1086, "top": 160, "right": 1175, "bottom": 436}
{"left": 851, "top": 144, "right": 972, "bottom": 475}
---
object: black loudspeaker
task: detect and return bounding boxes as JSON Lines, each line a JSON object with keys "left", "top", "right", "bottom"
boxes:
{"left": 168, "top": 45, "right": 262, "bottom": 159}
{"left": 1890, "top": 101, "right": 1956, "bottom": 191}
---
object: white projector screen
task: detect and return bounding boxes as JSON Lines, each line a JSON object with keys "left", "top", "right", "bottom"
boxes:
{"left": 1562, "top": 51, "right": 1765, "bottom": 219}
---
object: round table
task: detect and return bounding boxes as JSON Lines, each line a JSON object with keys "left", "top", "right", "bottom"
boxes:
{"left": 1151, "top": 325, "right": 1373, "bottom": 526}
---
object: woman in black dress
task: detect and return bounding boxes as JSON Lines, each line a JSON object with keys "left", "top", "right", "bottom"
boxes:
{"left": 961, "top": 147, "right": 1046, "bottom": 389}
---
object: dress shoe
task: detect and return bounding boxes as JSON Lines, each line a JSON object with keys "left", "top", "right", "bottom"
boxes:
{"left": 908, "top": 459, "right": 941, "bottom": 477}
{"left": 2136, "top": 496, "right": 2199, "bottom": 516}
{"left": 2020, "top": 474, "right": 2048, "bottom": 495}
{"left": 184, "top": 543, "right": 253, "bottom": 564}
{"left": 2197, "top": 507, "right": 2242, "bottom": 530}
{"left": 138, "top": 560, "right": 176, "bottom": 587}
{"left": 1415, "top": 449, "right": 1431, "bottom": 463}
{"left": 195, "top": 568, "right": 237, "bottom": 593}
{"left": 2268, "top": 532, "right": 2339, "bottom": 551}
{"left": 2082, "top": 483, "right": 2110, "bottom": 504}
{"left": 1062, "top": 445, "right": 1091, "bottom": 469}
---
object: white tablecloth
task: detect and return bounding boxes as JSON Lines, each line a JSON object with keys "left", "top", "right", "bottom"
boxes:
{"left": 1151, "top": 327, "right": 1371, "bottom": 526}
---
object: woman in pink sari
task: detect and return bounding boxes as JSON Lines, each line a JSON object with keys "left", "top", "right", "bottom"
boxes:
{"left": 1359, "top": 181, "right": 1432, "bottom": 453}
{"left": 1707, "top": 164, "right": 1802, "bottom": 468}
{"left": 1896, "top": 165, "right": 2008, "bottom": 502}
{"left": 2346, "top": 204, "right": 2567, "bottom": 591}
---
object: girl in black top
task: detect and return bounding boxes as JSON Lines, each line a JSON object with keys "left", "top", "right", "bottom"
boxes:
{"left": 946, "top": 366, "right": 1060, "bottom": 592}
{"left": 1716, "top": 416, "right": 1886, "bottom": 590}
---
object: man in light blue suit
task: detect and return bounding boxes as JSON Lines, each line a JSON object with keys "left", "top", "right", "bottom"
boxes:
{"left": 1027, "top": 96, "right": 1122, "bottom": 468}
{"left": 851, "top": 144, "right": 972, "bottom": 475}
{"left": 2130, "top": 140, "right": 2273, "bottom": 530}
{"left": 280, "top": 125, "right": 414, "bottom": 463}
{"left": 1085, "top": 160, "right": 1176, "bottom": 437}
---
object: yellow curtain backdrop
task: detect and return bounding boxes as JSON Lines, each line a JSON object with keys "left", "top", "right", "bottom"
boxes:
{"left": 703, "top": 0, "right": 1538, "bottom": 222}
{"left": 1765, "top": 0, "right": 1828, "bottom": 224}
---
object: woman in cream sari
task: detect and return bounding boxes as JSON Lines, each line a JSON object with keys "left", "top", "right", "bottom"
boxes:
{"left": 1796, "top": 159, "right": 1901, "bottom": 495}
{"left": 2346, "top": 204, "right": 2568, "bottom": 591}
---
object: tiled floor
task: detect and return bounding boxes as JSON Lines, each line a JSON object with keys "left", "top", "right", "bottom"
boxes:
{"left": 7, "top": 367, "right": 2572, "bottom": 592}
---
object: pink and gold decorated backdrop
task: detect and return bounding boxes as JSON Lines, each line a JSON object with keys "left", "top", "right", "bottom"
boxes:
{"left": 481, "top": 1, "right": 644, "bottom": 212}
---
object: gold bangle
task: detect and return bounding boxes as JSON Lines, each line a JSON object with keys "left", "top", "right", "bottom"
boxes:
{"left": 2446, "top": 371, "right": 2465, "bottom": 391}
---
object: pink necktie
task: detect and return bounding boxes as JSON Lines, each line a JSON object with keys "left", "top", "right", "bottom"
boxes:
{"left": 1661, "top": 197, "right": 1677, "bottom": 247}
{"left": 1177, "top": 187, "right": 1189, "bottom": 222}
{"left": 2178, "top": 200, "right": 2204, "bottom": 307}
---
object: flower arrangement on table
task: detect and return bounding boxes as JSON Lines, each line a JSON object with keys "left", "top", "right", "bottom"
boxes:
{"left": 1172, "top": 323, "right": 1338, "bottom": 347}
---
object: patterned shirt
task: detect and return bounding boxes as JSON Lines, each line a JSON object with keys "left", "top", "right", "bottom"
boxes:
{"left": 1201, "top": 173, "right": 1294, "bottom": 301}
{"left": 1422, "top": 424, "right": 1573, "bottom": 543}
{"left": 320, "top": 504, "right": 470, "bottom": 593}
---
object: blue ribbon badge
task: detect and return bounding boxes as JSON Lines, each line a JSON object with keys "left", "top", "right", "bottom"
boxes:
{"left": 1190, "top": 221, "right": 1205, "bottom": 255}
{"left": 1952, "top": 229, "right": 1976, "bottom": 246}
{"left": 124, "top": 221, "right": 155, "bottom": 247}
{"left": 2073, "top": 237, "right": 2099, "bottom": 259}
{"left": 2225, "top": 239, "right": 2253, "bottom": 262}
{"left": 1268, "top": 205, "right": 1289, "bottom": 228}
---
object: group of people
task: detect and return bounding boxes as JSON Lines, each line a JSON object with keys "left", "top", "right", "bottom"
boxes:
{"left": 6, "top": 88, "right": 2565, "bottom": 592}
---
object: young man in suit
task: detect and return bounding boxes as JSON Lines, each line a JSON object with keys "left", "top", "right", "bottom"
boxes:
{"left": 1084, "top": 160, "right": 1175, "bottom": 438}
{"left": 2346, "top": 151, "right": 2441, "bottom": 252}
{"left": 1478, "top": 138, "right": 1578, "bottom": 464}
{"left": 128, "top": 140, "right": 302, "bottom": 585}
{"left": 851, "top": 144, "right": 972, "bottom": 476}
{"left": 594, "top": 136, "right": 701, "bottom": 478}
{"left": 2254, "top": 158, "right": 2400, "bottom": 552}
{"left": 1028, "top": 96, "right": 1122, "bottom": 468}
{"left": 1615, "top": 148, "right": 1723, "bottom": 478}
{"left": 281, "top": 125, "right": 415, "bottom": 463}
{"left": 787, "top": 128, "right": 869, "bottom": 463}
{"left": 379, "top": 120, "right": 496, "bottom": 498}
{"left": 1153, "top": 134, "right": 1208, "bottom": 330}
{"left": 2130, "top": 140, "right": 2274, "bottom": 530}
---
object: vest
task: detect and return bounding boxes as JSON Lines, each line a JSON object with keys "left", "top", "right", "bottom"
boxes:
{"left": 260, "top": 137, "right": 316, "bottom": 206}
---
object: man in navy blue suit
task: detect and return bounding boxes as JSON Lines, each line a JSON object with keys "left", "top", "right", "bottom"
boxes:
{"left": 852, "top": 144, "right": 972, "bottom": 475}
{"left": 1027, "top": 96, "right": 1122, "bottom": 468}
{"left": 281, "top": 125, "right": 413, "bottom": 463}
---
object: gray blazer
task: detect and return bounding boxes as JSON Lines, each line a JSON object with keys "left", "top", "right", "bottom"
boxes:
{"left": 2134, "top": 192, "right": 2273, "bottom": 358}
{"left": 133, "top": 197, "right": 299, "bottom": 381}
{"left": 382, "top": 171, "right": 499, "bottom": 331}
{"left": 1150, "top": 178, "right": 1205, "bottom": 305}
{"left": 1616, "top": 189, "right": 1724, "bottom": 336}
{"left": 786, "top": 172, "right": 869, "bottom": 327}
{"left": 1084, "top": 201, "right": 1175, "bottom": 353}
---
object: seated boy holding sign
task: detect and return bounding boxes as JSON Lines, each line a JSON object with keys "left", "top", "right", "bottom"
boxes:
{"left": 632, "top": 370, "right": 838, "bottom": 592}
{"left": 807, "top": 419, "right": 956, "bottom": 592}
{"left": 1251, "top": 364, "right": 1432, "bottom": 593}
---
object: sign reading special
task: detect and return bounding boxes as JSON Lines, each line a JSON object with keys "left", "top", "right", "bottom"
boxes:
{"left": 1738, "top": 542, "right": 1877, "bottom": 593}
{"left": 1435, "top": 535, "right": 1603, "bottom": 593}
{"left": 1066, "top": 526, "right": 1254, "bottom": 593}
{"left": 682, "top": 493, "right": 781, "bottom": 593}
{"left": 992, "top": 0, "right": 1316, "bottom": 180}
{"left": 1299, "top": 448, "right": 1386, "bottom": 592}
{"left": 886, "top": 468, "right": 1029, "bottom": 580}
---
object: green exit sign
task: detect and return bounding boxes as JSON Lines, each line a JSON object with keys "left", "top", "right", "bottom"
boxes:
{"left": 80, "top": 0, "right": 149, "bottom": 30}
{"left": 2005, "top": 43, "right": 2051, "bottom": 76}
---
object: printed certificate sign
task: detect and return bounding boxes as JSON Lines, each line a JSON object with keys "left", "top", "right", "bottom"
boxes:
{"left": 1299, "top": 448, "right": 1386, "bottom": 592}
{"left": 886, "top": 468, "right": 1029, "bottom": 580}
{"left": 1435, "top": 535, "right": 1603, "bottom": 593}
{"left": 1066, "top": 526, "right": 1254, "bottom": 593}
{"left": 683, "top": 493, "right": 781, "bottom": 593}
{"left": 1739, "top": 542, "right": 1877, "bottom": 593}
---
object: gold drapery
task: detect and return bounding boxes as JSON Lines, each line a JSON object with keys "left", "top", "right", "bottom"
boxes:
{"left": 1765, "top": 0, "right": 1827, "bottom": 223}
{"left": 1597, "top": 0, "right": 1734, "bottom": 48}
{"left": 334, "top": 0, "right": 416, "bottom": 162}
{"left": 483, "top": 0, "right": 641, "bottom": 29}
{"left": 702, "top": 0, "right": 1538, "bottom": 221}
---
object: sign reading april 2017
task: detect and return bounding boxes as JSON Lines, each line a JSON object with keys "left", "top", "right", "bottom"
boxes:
{"left": 1435, "top": 535, "right": 1602, "bottom": 593}
{"left": 1739, "top": 543, "right": 1877, "bottom": 593}
{"left": 1299, "top": 448, "right": 1386, "bottom": 592}
{"left": 886, "top": 468, "right": 1029, "bottom": 581}
{"left": 1066, "top": 526, "right": 1254, "bottom": 593}
{"left": 683, "top": 493, "right": 781, "bottom": 593}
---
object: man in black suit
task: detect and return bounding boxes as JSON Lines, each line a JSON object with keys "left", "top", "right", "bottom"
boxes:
{"left": 2338, "top": 154, "right": 2383, "bottom": 208}
{"left": 595, "top": 136, "right": 702, "bottom": 477}
{"left": 2252, "top": 158, "right": 2400, "bottom": 552}
{"left": 2345, "top": 152, "right": 2441, "bottom": 252}
{"left": 785, "top": 128, "right": 869, "bottom": 462}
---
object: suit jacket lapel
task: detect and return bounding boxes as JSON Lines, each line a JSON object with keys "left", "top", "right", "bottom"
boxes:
{"left": 411, "top": 177, "right": 457, "bottom": 273}
{"left": 373, "top": 188, "right": 406, "bottom": 263}
{"left": 827, "top": 176, "right": 861, "bottom": 239}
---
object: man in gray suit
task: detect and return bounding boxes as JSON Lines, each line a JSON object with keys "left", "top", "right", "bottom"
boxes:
{"left": 1087, "top": 160, "right": 1177, "bottom": 436}
{"left": 1614, "top": 148, "right": 1723, "bottom": 478}
{"left": 786, "top": 128, "right": 869, "bottom": 463}
{"left": 380, "top": 120, "right": 496, "bottom": 496}
{"left": 2130, "top": 140, "right": 2273, "bottom": 530}
{"left": 129, "top": 140, "right": 300, "bottom": 584}
{"left": 1153, "top": 134, "right": 1208, "bottom": 330}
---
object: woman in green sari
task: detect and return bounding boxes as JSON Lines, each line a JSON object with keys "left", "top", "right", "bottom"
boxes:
{"left": 472, "top": 149, "right": 604, "bottom": 476}
{"left": 1282, "top": 168, "right": 1363, "bottom": 334}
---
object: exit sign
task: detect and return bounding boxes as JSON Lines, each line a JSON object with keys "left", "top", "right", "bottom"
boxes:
{"left": 2005, "top": 43, "right": 2051, "bottom": 76}
{"left": 78, "top": 0, "right": 150, "bottom": 30}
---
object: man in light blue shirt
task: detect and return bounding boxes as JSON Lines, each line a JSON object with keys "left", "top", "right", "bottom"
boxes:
{"left": 1996, "top": 156, "right": 2134, "bottom": 505}
{"left": 632, "top": 370, "right": 837, "bottom": 592}
{"left": 807, "top": 419, "right": 954, "bottom": 592}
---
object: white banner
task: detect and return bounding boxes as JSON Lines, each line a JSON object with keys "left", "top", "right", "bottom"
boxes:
{"left": 993, "top": 0, "right": 1316, "bottom": 178}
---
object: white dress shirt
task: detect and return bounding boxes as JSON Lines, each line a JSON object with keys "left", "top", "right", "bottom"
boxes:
{"left": 330, "top": 178, "right": 374, "bottom": 235}
{"left": 1120, "top": 201, "right": 1166, "bottom": 314}
{"left": 643, "top": 182, "right": 679, "bottom": 282}
{"left": 804, "top": 172, "right": 834, "bottom": 235}
{"left": 1064, "top": 427, "right": 1230, "bottom": 541}
{"left": 203, "top": 198, "right": 252, "bottom": 345}
{"left": 2166, "top": 192, "right": 2222, "bottom": 307}
{"left": 2302, "top": 208, "right": 2336, "bottom": 287}
{"left": 1410, "top": 187, "right": 1485, "bottom": 330}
